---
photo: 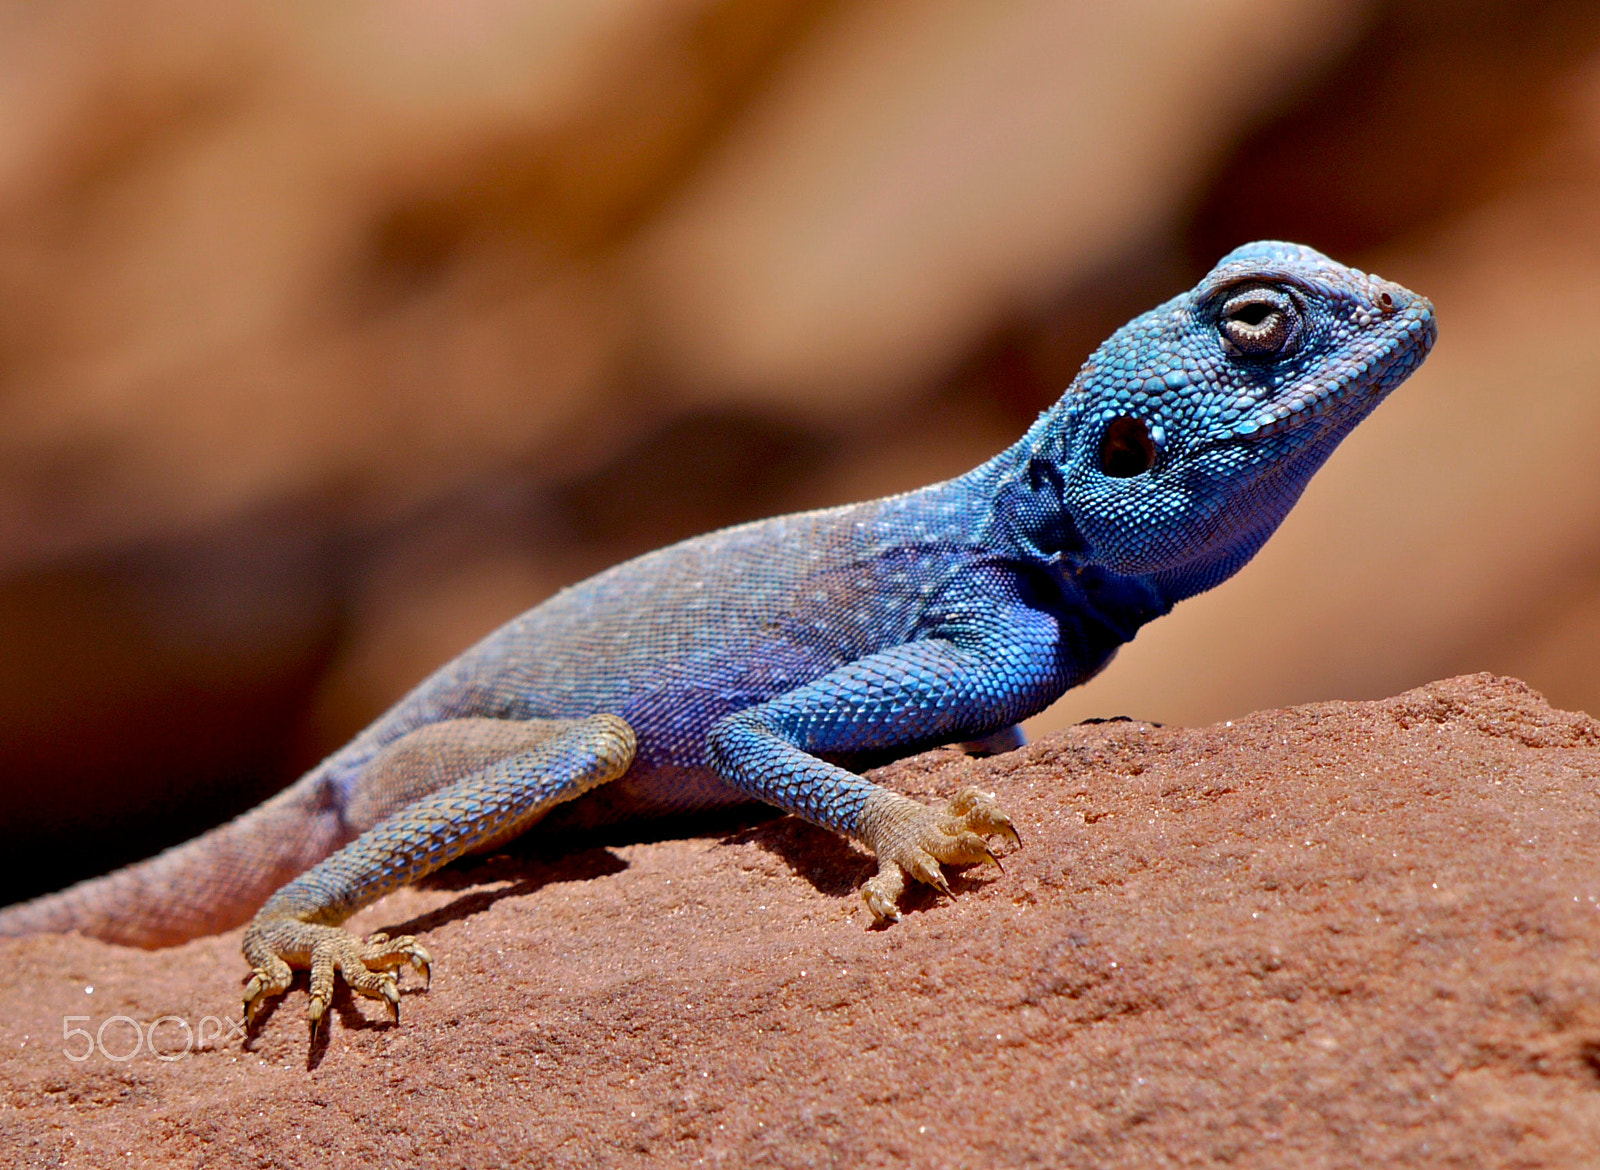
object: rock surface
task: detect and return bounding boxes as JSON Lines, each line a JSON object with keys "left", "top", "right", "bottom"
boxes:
{"left": 4, "top": 673, "right": 1599, "bottom": 1168}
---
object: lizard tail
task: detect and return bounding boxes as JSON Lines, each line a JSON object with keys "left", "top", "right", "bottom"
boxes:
{"left": 0, "top": 771, "right": 353, "bottom": 948}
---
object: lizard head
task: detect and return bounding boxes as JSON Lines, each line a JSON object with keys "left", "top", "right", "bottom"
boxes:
{"left": 1005, "top": 241, "right": 1436, "bottom": 602}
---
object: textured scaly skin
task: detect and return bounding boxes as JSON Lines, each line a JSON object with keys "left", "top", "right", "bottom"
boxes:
{"left": 0, "top": 242, "right": 1436, "bottom": 1031}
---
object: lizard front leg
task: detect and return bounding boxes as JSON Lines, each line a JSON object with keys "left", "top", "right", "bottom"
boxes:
{"left": 243, "top": 713, "right": 635, "bottom": 1034}
{"left": 705, "top": 601, "right": 1062, "bottom": 920}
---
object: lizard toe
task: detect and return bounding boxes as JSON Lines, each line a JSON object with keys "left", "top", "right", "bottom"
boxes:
{"left": 926, "top": 829, "right": 1001, "bottom": 868}
{"left": 942, "top": 786, "right": 1020, "bottom": 846}
{"left": 242, "top": 957, "right": 292, "bottom": 1026}
{"left": 903, "top": 848, "right": 952, "bottom": 895}
{"left": 861, "top": 858, "right": 907, "bottom": 922}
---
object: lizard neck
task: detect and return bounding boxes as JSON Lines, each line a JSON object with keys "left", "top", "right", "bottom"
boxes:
{"left": 945, "top": 431, "right": 1174, "bottom": 646}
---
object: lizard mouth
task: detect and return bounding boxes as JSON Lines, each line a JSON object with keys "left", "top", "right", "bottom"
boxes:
{"left": 1224, "top": 297, "right": 1436, "bottom": 442}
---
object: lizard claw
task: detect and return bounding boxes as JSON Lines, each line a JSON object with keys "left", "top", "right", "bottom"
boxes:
{"left": 905, "top": 850, "right": 952, "bottom": 895}
{"left": 863, "top": 888, "right": 903, "bottom": 923}
{"left": 857, "top": 785, "right": 1022, "bottom": 922}
{"left": 243, "top": 954, "right": 292, "bottom": 1030}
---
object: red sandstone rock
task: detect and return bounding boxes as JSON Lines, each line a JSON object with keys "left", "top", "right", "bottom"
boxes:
{"left": 3, "top": 674, "right": 1599, "bottom": 1167}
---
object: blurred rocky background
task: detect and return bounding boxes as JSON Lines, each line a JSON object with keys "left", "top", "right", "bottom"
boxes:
{"left": 3, "top": 0, "right": 1599, "bottom": 903}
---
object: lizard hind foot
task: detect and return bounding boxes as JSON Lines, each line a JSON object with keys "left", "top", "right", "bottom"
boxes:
{"left": 857, "top": 785, "right": 1019, "bottom": 922}
{"left": 243, "top": 919, "right": 431, "bottom": 1030}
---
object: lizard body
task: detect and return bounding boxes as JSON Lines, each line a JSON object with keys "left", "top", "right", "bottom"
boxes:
{"left": 0, "top": 243, "right": 1436, "bottom": 1032}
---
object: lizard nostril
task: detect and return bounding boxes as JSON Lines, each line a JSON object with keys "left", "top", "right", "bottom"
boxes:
{"left": 1377, "top": 291, "right": 1396, "bottom": 312}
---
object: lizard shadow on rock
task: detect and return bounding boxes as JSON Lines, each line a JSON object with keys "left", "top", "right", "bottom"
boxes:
{"left": 369, "top": 801, "right": 997, "bottom": 939}
{"left": 724, "top": 815, "right": 873, "bottom": 898}
{"left": 724, "top": 813, "right": 999, "bottom": 923}
{"left": 306, "top": 981, "right": 420, "bottom": 1070}
{"left": 366, "top": 808, "right": 778, "bottom": 939}
{"left": 370, "top": 846, "right": 630, "bottom": 939}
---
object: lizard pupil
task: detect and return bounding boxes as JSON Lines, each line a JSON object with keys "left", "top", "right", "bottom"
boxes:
{"left": 1099, "top": 416, "right": 1157, "bottom": 478}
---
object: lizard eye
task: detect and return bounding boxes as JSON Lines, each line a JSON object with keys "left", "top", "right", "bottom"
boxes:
{"left": 1099, "top": 415, "right": 1157, "bottom": 478}
{"left": 1218, "top": 286, "right": 1300, "bottom": 357}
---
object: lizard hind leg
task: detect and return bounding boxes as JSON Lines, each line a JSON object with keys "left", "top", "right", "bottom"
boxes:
{"left": 242, "top": 713, "right": 636, "bottom": 1033}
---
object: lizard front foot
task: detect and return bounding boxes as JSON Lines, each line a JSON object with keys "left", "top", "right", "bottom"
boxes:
{"left": 857, "top": 785, "right": 1020, "bottom": 921}
{"left": 243, "top": 919, "right": 431, "bottom": 1036}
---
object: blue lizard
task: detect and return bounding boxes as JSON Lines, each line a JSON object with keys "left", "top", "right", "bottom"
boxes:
{"left": 0, "top": 242, "right": 1436, "bottom": 1034}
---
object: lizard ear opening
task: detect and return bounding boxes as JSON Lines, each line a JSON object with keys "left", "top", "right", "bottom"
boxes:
{"left": 1098, "top": 416, "right": 1157, "bottom": 478}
